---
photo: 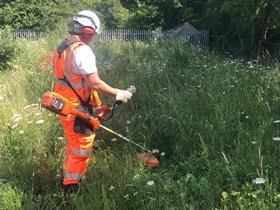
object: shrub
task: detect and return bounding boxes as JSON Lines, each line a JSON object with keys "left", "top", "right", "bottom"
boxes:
{"left": 0, "top": 184, "right": 23, "bottom": 210}
{"left": 0, "top": 28, "right": 21, "bottom": 70}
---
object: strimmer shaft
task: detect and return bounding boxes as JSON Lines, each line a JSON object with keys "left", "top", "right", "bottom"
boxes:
{"left": 99, "top": 124, "right": 152, "bottom": 153}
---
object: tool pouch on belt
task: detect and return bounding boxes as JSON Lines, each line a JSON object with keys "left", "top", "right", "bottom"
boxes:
{"left": 74, "top": 105, "right": 94, "bottom": 135}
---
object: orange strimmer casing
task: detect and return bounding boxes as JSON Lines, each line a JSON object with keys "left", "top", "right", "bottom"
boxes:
{"left": 41, "top": 91, "right": 100, "bottom": 128}
{"left": 41, "top": 91, "right": 73, "bottom": 117}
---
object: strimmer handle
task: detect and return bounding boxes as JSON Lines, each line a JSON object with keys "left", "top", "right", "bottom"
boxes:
{"left": 116, "top": 85, "right": 137, "bottom": 105}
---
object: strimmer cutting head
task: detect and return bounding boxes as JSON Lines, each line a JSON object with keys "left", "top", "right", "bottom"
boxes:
{"left": 134, "top": 152, "right": 160, "bottom": 167}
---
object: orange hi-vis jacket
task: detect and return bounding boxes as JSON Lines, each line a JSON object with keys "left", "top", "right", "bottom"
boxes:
{"left": 53, "top": 35, "right": 101, "bottom": 108}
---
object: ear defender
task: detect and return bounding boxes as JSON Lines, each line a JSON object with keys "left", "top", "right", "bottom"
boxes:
{"left": 81, "top": 27, "right": 95, "bottom": 36}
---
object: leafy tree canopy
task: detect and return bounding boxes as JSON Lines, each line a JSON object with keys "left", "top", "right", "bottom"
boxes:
{"left": 0, "top": 0, "right": 279, "bottom": 56}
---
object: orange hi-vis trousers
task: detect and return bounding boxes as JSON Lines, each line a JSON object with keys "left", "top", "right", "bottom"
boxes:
{"left": 59, "top": 114, "right": 95, "bottom": 185}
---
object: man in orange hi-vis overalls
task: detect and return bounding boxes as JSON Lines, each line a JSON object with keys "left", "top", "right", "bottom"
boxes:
{"left": 53, "top": 10, "right": 133, "bottom": 199}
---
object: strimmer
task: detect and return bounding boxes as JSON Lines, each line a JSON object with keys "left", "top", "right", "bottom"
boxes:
{"left": 41, "top": 85, "right": 160, "bottom": 167}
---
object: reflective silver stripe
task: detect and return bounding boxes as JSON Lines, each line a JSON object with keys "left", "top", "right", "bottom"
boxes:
{"left": 54, "top": 78, "right": 89, "bottom": 89}
{"left": 71, "top": 149, "right": 92, "bottom": 156}
{"left": 64, "top": 172, "right": 82, "bottom": 180}
{"left": 54, "top": 79, "right": 68, "bottom": 87}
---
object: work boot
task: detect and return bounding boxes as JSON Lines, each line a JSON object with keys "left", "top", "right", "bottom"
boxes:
{"left": 62, "top": 183, "right": 79, "bottom": 209}
{"left": 63, "top": 183, "right": 79, "bottom": 200}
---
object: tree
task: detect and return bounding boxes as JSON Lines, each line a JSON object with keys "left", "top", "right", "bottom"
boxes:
{"left": 0, "top": 0, "right": 131, "bottom": 30}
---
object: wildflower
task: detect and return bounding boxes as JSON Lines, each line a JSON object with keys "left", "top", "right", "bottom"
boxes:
{"left": 272, "top": 137, "right": 280, "bottom": 141}
{"left": 247, "top": 61, "right": 253, "bottom": 65}
{"left": 11, "top": 124, "right": 18, "bottom": 129}
{"left": 19, "top": 130, "right": 24, "bottom": 134}
{"left": 160, "top": 152, "right": 165, "bottom": 156}
{"left": 273, "top": 120, "right": 280, "bottom": 123}
{"left": 133, "top": 174, "right": 140, "bottom": 179}
{"left": 251, "top": 141, "right": 257, "bottom": 144}
{"left": 0, "top": 95, "right": 4, "bottom": 101}
{"left": 35, "top": 112, "right": 43, "bottom": 116}
{"left": 13, "top": 115, "right": 22, "bottom": 122}
{"left": 147, "top": 180, "right": 155, "bottom": 186}
{"left": 57, "top": 137, "right": 64, "bottom": 140}
{"left": 11, "top": 114, "right": 21, "bottom": 121}
{"left": 36, "top": 120, "right": 44, "bottom": 124}
{"left": 133, "top": 191, "right": 138, "bottom": 196}
{"left": 48, "top": 114, "right": 52, "bottom": 117}
{"left": 111, "top": 138, "right": 117, "bottom": 142}
{"left": 23, "top": 103, "right": 37, "bottom": 110}
{"left": 109, "top": 185, "right": 115, "bottom": 191}
{"left": 126, "top": 120, "right": 131, "bottom": 124}
{"left": 252, "top": 177, "right": 266, "bottom": 185}
{"left": 124, "top": 194, "right": 129, "bottom": 199}
{"left": 152, "top": 149, "right": 159, "bottom": 154}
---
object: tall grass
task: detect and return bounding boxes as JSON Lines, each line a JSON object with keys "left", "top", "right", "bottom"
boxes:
{"left": 0, "top": 34, "right": 280, "bottom": 209}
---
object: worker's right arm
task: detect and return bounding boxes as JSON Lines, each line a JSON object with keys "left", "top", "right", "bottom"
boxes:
{"left": 85, "top": 73, "right": 132, "bottom": 103}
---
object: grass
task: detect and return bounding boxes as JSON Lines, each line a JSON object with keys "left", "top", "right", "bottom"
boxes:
{"left": 0, "top": 33, "right": 280, "bottom": 209}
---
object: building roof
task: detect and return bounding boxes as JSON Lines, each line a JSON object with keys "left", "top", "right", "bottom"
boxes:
{"left": 168, "top": 22, "right": 199, "bottom": 34}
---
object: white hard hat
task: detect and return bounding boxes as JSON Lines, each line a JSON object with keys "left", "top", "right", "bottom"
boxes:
{"left": 73, "top": 10, "right": 101, "bottom": 34}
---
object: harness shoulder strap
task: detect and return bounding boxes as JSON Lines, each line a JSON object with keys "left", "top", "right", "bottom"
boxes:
{"left": 57, "top": 36, "right": 83, "bottom": 57}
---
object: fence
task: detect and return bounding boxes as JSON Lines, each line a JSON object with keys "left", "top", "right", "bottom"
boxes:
{"left": 11, "top": 29, "right": 45, "bottom": 39}
{"left": 100, "top": 29, "right": 209, "bottom": 48}
{"left": 0, "top": 29, "right": 209, "bottom": 48}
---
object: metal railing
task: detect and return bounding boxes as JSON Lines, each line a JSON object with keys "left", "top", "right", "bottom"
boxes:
{"left": 11, "top": 29, "right": 45, "bottom": 39}
{"left": 0, "top": 29, "right": 209, "bottom": 47}
{"left": 100, "top": 29, "right": 209, "bottom": 47}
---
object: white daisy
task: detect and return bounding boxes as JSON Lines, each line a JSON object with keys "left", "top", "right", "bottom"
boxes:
{"left": 36, "top": 120, "right": 44, "bottom": 124}
{"left": 252, "top": 178, "right": 266, "bottom": 185}
{"left": 147, "top": 180, "right": 155, "bottom": 186}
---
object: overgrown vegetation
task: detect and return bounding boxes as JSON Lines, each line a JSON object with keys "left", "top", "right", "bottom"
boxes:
{"left": 0, "top": 34, "right": 280, "bottom": 209}
{"left": 0, "top": 28, "right": 21, "bottom": 70}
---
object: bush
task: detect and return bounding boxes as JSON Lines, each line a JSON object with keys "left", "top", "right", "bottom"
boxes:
{"left": 0, "top": 28, "right": 21, "bottom": 70}
{"left": 0, "top": 184, "right": 23, "bottom": 210}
